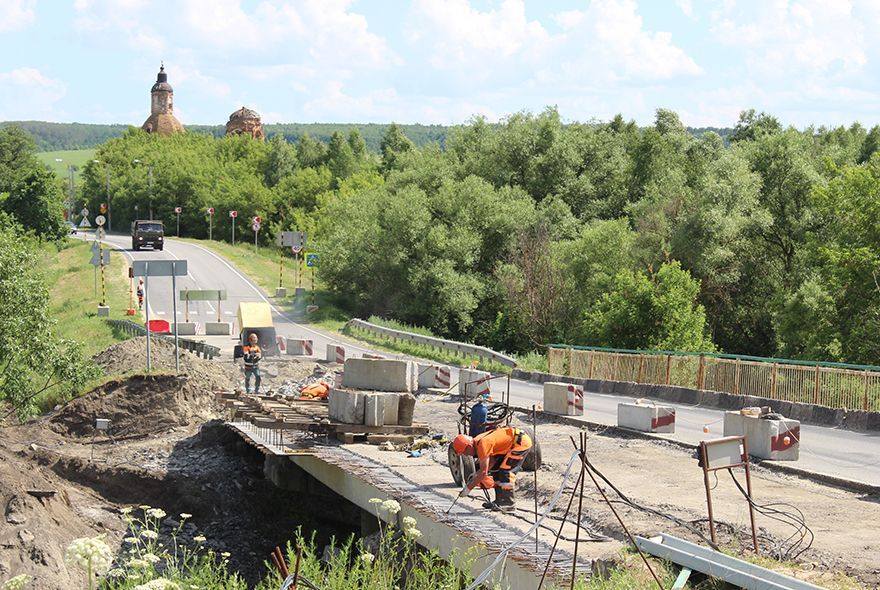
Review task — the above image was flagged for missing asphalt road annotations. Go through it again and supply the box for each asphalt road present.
[91,233,880,487]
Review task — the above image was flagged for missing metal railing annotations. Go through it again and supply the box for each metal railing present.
[547,345,880,412]
[345,318,517,367]
[106,319,222,360]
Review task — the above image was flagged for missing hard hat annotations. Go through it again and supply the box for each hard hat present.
[452,434,473,455]
[248,333,258,342]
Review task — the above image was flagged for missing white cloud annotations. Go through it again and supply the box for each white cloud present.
[676,0,695,19]
[0,68,66,120]
[73,0,166,53]
[0,0,36,31]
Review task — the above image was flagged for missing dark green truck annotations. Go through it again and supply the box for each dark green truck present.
[131,220,164,251]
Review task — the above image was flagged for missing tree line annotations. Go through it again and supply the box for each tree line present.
[7,107,880,367]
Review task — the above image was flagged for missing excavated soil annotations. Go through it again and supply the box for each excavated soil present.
[0,337,323,589]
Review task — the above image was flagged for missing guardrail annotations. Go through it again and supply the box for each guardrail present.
[345,318,517,368]
[106,319,222,360]
[547,344,880,412]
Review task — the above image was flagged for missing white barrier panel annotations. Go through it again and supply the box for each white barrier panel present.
[617,403,676,433]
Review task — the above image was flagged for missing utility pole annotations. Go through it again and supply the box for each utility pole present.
[106,167,112,231]
[148,166,154,219]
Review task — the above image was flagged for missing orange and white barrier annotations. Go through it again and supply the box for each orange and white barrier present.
[544,382,585,416]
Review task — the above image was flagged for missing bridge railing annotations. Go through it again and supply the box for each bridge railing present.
[106,319,222,360]
[345,318,517,368]
[547,345,880,412]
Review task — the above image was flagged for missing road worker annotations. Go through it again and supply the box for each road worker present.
[452,426,532,511]
[136,279,144,310]
[243,333,262,394]
[468,394,489,436]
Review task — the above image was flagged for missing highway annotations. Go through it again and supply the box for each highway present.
[94,233,880,488]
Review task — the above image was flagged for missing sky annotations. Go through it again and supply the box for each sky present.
[1,0,879,129]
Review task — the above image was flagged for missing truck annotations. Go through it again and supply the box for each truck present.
[131,220,164,251]
[233,302,279,357]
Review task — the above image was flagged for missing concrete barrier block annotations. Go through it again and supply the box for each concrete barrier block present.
[364,394,384,427]
[329,388,365,424]
[286,338,313,356]
[459,369,491,397]
[342,358,415,392]
[274,287,287,298]
[379,392,399,425]
[724,412,799,460]
[326,343,346,364]
[434,365,451,389]
[174,322,197,336]
[97,305,110,317]
[417,364,436,389]
[205,322,231,335]
[617,403,676,433]
[543,382,584,416]
[723,411,746,437]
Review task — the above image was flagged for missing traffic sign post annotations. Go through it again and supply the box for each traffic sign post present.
[229,210,237,246]
[207,207,215,241]
[133,260,188,373]
[277,232,307,290]
[175,206,182,237]
[305,252,319,307]
[252,218,261,252]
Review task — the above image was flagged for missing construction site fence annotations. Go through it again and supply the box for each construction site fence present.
[345,318,517,368]
[106,319,222,360]
[546,345,880,412]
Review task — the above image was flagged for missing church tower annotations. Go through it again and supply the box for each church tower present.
[142,63,184,135]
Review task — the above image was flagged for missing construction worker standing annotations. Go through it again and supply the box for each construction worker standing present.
[452,427,532,511]
[243,333,262,394]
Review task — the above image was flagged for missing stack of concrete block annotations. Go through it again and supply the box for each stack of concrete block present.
[723,411,800,460]
[329,389,401,426]
[459,368,491,397]
[286,338,313,356]
[617,402,676,433]
[543,382,585,416]
[326,343,346,364]
[342,358,415,392]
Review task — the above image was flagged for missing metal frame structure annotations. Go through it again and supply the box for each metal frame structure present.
[699,435,758,551]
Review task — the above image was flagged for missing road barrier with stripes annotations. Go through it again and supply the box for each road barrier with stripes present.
[345,318,517,368]
[547,345,880,412]
[107,319,221,359]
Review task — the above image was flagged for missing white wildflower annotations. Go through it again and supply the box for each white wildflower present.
[404,527,422,540]
[120,507,134,515]
[146,508,167,520]
[193,535,206,543]
[105,568,125,578]
[220,552,231,558]
[138,505,152,511]
[402,516,417,530]
[133,579,179,590]
[143,553,161,564]
[3,574,31,590]
[179,513,192,520]
[380,499,401,515]
[368,498,382,505]
[124,537,139,544]
[140,530,158,540]
[64,536,114,573]
[127,558,150,569]
[359,552,375,563]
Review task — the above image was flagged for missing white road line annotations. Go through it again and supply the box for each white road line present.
[167,239,371,352]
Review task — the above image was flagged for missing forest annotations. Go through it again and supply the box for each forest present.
[8,107,880,366]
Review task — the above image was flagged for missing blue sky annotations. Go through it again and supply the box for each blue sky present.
[1,0,878,128]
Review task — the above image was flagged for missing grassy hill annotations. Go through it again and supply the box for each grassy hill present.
[37,148,96,175]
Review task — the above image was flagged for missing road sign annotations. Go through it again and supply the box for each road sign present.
[207,207,215,215]
[132,259,188,277]
[90,249,111,266]
[254,216,262,224]
[79,217,91,228]
[291,245,303,254]
[305,252,319,267]
[100,203,107,214]
[179,289,227,301]
[90,241,100,253]
[96,227,106,241]
[175,206,182,214]
[95,215,106,226]
[80,207,89,218]
[229,210,237,218]
[277,231,306,248]
[252,221,261,232]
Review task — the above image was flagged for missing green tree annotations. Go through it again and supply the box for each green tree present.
[379,122,415,174]
[730,109,782,143]
[0,221,98,420]
[326,131,357,185]
[296,133,327,168]
[262,135,298,188]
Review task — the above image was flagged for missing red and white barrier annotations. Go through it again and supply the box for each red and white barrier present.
[617,402,675,433]
[286,338,313,356]
[326,343,345,364]
[435,365,451,388]
[276,335,286,353]
[543,382,585,416]
[566,384,584,415]
[459,369,491,397]
[723,412,799,461]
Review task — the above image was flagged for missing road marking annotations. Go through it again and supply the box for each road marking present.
[224,311,233,315]
[167,239,372,352]
[156,311,166,315]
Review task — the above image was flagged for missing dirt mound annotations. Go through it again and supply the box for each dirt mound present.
[92,337,237,384]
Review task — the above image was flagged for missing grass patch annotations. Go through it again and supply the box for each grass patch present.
[37,148,96,177]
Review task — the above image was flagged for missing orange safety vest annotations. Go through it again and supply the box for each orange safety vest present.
[473,427,532,488]
[300,382,329,399]
[243,345,261,369]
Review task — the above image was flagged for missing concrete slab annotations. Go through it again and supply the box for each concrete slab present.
[723,412,800,460]
[329,388,365,424]
[205,322,231,336]
[342,358,415,392]
[97,305,110,317]
[417,364,436,389]
[174,322,197,336]
[364,394,384,427]
[286,338,313,356]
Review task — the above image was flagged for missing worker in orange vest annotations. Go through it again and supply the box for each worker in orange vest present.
[451,427,532,511]
[243,333,262,394]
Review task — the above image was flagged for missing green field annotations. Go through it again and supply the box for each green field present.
[37,148,96,177]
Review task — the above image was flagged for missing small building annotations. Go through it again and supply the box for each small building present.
[225,106,264,140]
[142,63,184,136]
